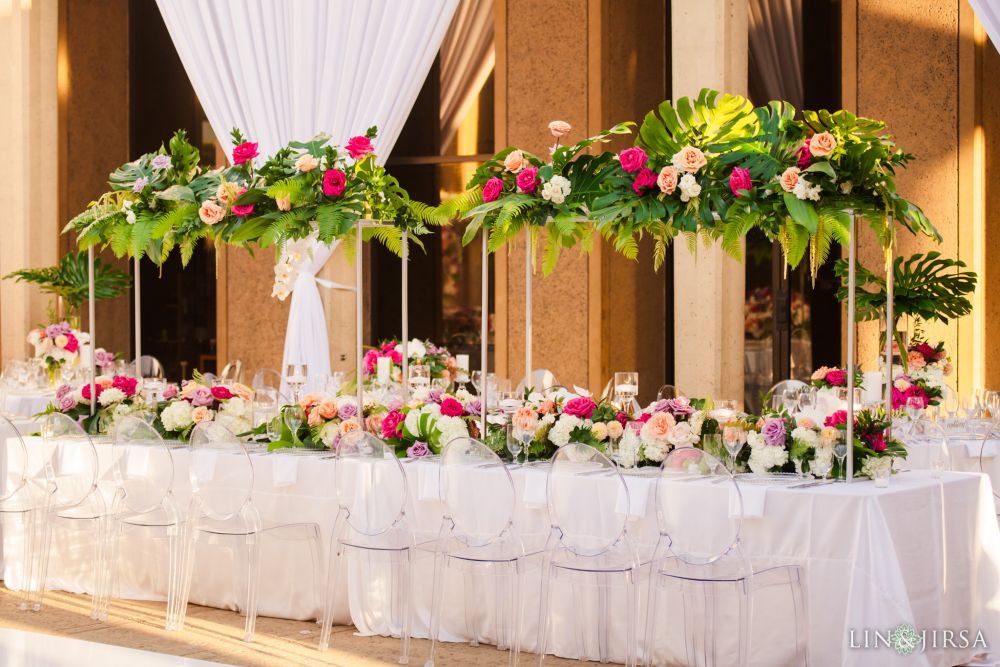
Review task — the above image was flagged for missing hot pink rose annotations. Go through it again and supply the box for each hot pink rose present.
[62,333,79,353]
[824,410,848,428]
[111,375,137,396]
[231,203,254,217]
[796,139,812,168]
[440,397,464,417]
[345,136,374,160]
[381,410,405,440]
[563,396,597,419]
[516,166,539,194]
[632,167,657,195]
[323,169,346,197]
[729,167,752,197]
[904,385,928,408]
[482,176,503,203]
[211,385,233,400]
[825,369,847,387]
[232,142,258,165]
[81,383,103,401]
[618,147,648,174]
[914,342,938,360]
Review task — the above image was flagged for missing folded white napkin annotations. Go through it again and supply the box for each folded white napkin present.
[967,440,998,458]
[522,469,548,507]
[730,484,767,518]
[271,456,299,487]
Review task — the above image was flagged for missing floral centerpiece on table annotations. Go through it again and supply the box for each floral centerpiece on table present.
[810,366,864,391]
[497,392,625,461]
[283,392,373,450]
[379,387,481,458]
[630,397,714,465]
[745,412,835,474]
[44,374,143,435]
[156,377,254,442]
[824,407,905,479]
[362,338,457,383]
[26,322,90,377]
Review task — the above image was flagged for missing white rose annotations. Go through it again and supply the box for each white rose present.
[404,410,422,437]
[667,422,699,447]
[98,388,126,406]
[678,173,702,202]
[320,422,340,447]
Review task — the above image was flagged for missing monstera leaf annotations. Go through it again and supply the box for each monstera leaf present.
[636,88,756,158]
[3,251,131,311]
[835,251,977,325]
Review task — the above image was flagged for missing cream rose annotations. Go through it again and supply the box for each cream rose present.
[657,166,679,194]
[295,154,320,172]
[780,167,800,193]
[192,406,214,424]
[809,132,836,158]
[548,120,572,138]
[671,145,708,174]
[199,200,226,225]
[54,334,69,349]
[503,149,526,173]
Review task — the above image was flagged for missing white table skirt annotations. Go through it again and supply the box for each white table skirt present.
[2,437,999,667]
[1,391,54,419]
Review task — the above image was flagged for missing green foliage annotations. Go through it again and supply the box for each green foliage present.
[3,251,130,316]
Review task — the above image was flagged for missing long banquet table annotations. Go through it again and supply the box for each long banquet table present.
[2,436,999,667]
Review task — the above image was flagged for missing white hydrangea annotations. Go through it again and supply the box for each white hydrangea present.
[435,415,469,447]
[792,176,822,201]
[618,429,641,467]
[861,455,891,479]
[746,430,766,449]
[643,439,670,463]
[396,338,427,360]
[813,445,834,470]
[540,175,571,205]
[98,388,126,406]
[678,173,702,202]
[791,426,818,448]
[220,397,248,418]
[541,413,556,426]
[217,414,252,435]
[160,400,194,432]
[748,443,789,474]
[548,414,582,447]
[112,403,135,419]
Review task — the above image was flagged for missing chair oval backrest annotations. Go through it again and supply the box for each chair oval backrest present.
[129,355,165,380]
[334,430,408,536]
[440,437,516,547]
[42,412,99,508]
[547,443,628,557]
[769,379,808,400]
[656,384,682,400]
[904,417,951,472]
[0,415,29,503]
[516,368,557,395]
[189,422,253,520]
[220,359,243,383]
[656,447,742,566]
[252,368,289,403]
[113,416,174,514]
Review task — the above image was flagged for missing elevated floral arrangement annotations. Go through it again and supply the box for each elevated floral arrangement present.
[45,374,142,435]
[809,365,864,391]
[155,377,254,441]
[362,338,457,383]
[886,340,950,409]
[63,129,440,268]
[27,322,89,375]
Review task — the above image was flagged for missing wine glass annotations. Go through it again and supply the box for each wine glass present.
[905,395,924,424]
[781,389,800,415]
[283,405,305,445]
[944,392,959,424]
[266,414,282,446]
[833,430,849,480]
[325,371,345,396]
[253,387,278,429]
[702,433,724,462]
[408,364,431,392]
[471,370,484,395]
[721,424,746,473]
[285,364,308,404]
[797,389,817,416]
[506,426,523,465]
[961,395,979,420]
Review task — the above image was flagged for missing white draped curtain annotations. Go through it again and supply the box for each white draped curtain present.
[155,0,458,384]
[748,0,803,109]
[438,0,494,151]
[969,0,1000,51]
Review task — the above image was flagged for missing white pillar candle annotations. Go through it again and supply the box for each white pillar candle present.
[377,356,391,384]
[456,354,470,371]
[615,383,638,395]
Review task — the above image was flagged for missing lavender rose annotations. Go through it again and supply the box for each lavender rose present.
[189,386,214,407]
[407,441,430,458]
[761,418,787,447]
[59,395,77,411]
[338,402,358,420]
[56,383,73,400]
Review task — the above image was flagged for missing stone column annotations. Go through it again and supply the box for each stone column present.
[0,0,60,364]
[670,0,748,401]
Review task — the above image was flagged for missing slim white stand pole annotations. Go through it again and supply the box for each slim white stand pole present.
[88,248,97,417]
[481,231,489,437]
[401,232,409,401]
[134,257,142,375]
[846,213,856,483]
[355,223,365,429]
[524,229,532,386]
[884,223,895,433]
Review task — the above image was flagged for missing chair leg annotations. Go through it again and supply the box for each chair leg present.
[625,568,638,667]
[17,510,35,611]
[96,516,121,622]
[509,559,523,667]
[495,562,508,651]
[642,570,660,667]
[29,511,54,612]
[165,522,182,631]
[423,550,447,667]
[464,567,480,646]
[243,533,262,642]
[307,525,323,622]
[398,548,412,665]
[598,571,610,662]
[319,543,342,651]
[173,526,198,631]
[788,567,808,666]
[535,558,553,666]
[737,580,751,667]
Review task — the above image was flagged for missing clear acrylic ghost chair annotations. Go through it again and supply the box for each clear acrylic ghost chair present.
[0,415,45,610]
[252,368,290,403]
[320,430,415,663]
[516,369,557,396]
[173,421,322,641]
[977,423,1000,514]
[31,412,108,617]
[425,437,539,667]
[537,443,645,667]
[220,359,244,384]
[903,416,951,475]
[768,379,808,410]
[644,448,808,667]
[656,385,683,401]
[129,355,165,380]
[97,416,183,624]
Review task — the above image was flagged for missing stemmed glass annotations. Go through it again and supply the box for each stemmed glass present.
[797,389,817,416]
[721,423,746,473]
[408,364,431,393]
[782,389,800,415]
[905,395,924,431]
[833,430,849,480]
[285,364,308,404]
[471,370,484,396]
[325,372,345,396]
[961,395,979,420]
[283,405,305,446]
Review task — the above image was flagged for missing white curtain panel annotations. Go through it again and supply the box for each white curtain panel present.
[969,0,1000,52]
[438,0,494,151]
[748,0,803,109]
[155,0,458,383]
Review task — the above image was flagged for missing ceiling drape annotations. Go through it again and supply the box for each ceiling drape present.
[969,0,1000,52]
[155,0,458,384]
[748,0,803,109]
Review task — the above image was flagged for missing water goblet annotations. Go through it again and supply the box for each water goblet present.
[833,431,849,479]
[285,364,308,404]
[905,396,924,425]
[408,364,431,393]
[721,424,746,473]
[325,371,345,396]
[797,389,817,416]
[702,433,724,462]
[283,405,305,445]
[781,389,800,415]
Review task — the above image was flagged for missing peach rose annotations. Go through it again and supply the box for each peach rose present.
[316,398,338,420]
[512,406,539,433]
[657,166,679,194]
[339,419,360,435]
[780,167,800,193]
[538,400,556,415]
[216,182,240,205]
[671,145,708,174]
[907,350,927,370]
[796,416,817,429]
[503,149,526,173]
[199,200,226,225]
[808,132,836,158]
[231,383,254,401]
[192,406,214,424]
[644,411,676,440]
[365,414,383,433]
[98,376,114,390]
[307,410,323,427]
[810,366,832,381]
[54,334,69,349]
[548,120,572,138]
[181,381,198,399]
[943,361,953,376]
[276,195,292,211]
[295,154,320,172]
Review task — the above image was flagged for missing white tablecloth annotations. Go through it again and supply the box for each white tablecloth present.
[2,438,999,667]
[1,390,54,418]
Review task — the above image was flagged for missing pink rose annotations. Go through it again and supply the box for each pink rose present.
[199,200,226,225]
[162,384,178,399]
[617,147,648,174]
[482,176,503,203]
[779,167,800,192]
[62,333,79,353]
[548,120,572,138]
[382,410,405,440]
[809,132,836,158]
[538,400,556,415]
[825,369,847,387]
[671,146,708,174]
[440,397,465,417]
[111,375,137,396]
[796,139,812,168]
[729,167,752,197]
[907,350,926,369]
[59,395,77,411]
[810,366,832,381]
[516,166,539,194]
[657,166,679,194]
[345,136,374,160]
[211,386,233,400]
[632,167,657,195]
[232,141,259,165]
[503,150,526,173]
[512,406,539,433]
[563,396,597,419]
[323,169,346,197]
[231,203,254,217]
